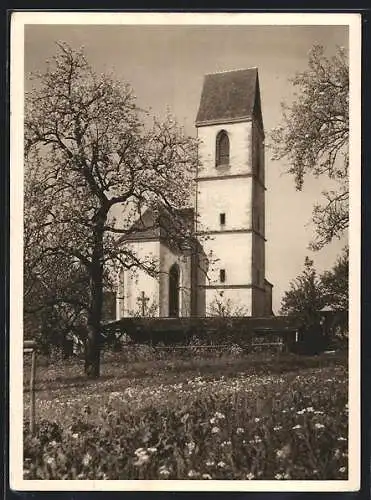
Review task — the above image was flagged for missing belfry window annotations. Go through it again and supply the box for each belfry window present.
[216,130,230,167]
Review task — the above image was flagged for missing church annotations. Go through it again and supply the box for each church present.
[115,67,273,319]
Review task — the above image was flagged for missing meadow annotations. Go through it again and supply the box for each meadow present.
[23,347,348,480]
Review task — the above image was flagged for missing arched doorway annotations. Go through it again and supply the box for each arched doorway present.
[168,264,180,317]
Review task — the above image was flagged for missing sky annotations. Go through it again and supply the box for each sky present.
[23,18,350,313]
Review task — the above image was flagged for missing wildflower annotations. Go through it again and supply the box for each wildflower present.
[109,391,121,399]
[215,412,225,419]
[339,466,347,473]
[334,449,341,459]
[82,453,92,467]
[275,473,283,479]
[338,436,347,441]
[211,426,220,434]
[186,441,196,453]
[72,433,79,439]
[217,461,226,468]
[49,440,57,447]
[297,409,305,415]
[188,469,199,478]
[159,466,170,477]
[236,427,244,434]
[306,407,314,412]
[205,460,215,467]
[273,426,282,431]
[45,456,55,466]
[210,417,216,424]
[314,423,325,429]
[246,472,255,480]
[134,448,146,456]
[254,417,260,423]
[202,473,212,479]
[134,453,150,466]
[292,424,302,430]
[147,446,158,453]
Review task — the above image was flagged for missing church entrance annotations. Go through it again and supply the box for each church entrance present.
[168,264,180,317]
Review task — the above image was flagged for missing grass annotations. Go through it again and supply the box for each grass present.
[23,349,348,480]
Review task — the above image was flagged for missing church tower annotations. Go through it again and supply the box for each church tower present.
[195,67,269,316]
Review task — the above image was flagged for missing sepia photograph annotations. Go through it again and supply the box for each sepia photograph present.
[10,12,361,491]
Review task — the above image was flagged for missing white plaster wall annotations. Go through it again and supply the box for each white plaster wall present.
[197,121,252,178]
[159,243,192,317]
[197,177,252,233]
[116,240,160,318]
[206,288,252,316]
[202,232,253,285]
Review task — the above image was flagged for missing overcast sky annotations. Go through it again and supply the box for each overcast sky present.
[24,20,350,313]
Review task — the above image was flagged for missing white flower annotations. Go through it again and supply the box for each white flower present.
[134,454,150,466]
[186,441,196,453]
[45,456,55,466]
[217,461,226,468]
[134,448,146,456]
[147,447,158,453]
[210,417,216,424]
[211,426,220,434]
[221,440,231,447]
[306,407,314,412]
[236,427,244,434]
[338,436,347,441]
[292,424,302,430]
[202,473,212,479]
[49,440,57,447]
[72,433,79,439]
[246,472,255,480]
[339,466,347,473]
[188,469,199,478]
[215,412,225,419]
[297,409,306,415]
[206,460,215,467]
[254,417,260,423]
[275,473,283,479]
[82,453,92,467]
[273,426,282,431]
[159,467,170,477]
[314,423,325,429]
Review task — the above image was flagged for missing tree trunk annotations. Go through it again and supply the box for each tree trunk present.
[85,221,105,378]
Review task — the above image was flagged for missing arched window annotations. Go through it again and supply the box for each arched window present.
[216,130,230,167]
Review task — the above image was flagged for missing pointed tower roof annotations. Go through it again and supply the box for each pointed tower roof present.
[195,67,263,131]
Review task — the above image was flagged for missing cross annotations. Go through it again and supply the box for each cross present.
[137,291,150,316]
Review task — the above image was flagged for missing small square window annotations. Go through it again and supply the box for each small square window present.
[220,269,226,283]
[220,213,226,225]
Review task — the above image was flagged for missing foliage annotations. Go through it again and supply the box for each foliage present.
[270,45,349,250]
[321,246,349,311]
[280,257,326,327]
[23,356,348,480]
[208,291,249,317]
[25,42,198,377]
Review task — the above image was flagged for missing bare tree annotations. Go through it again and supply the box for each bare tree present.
[270,45,349,250]
[25,42,198,377]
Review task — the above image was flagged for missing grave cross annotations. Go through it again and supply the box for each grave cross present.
[137,291,150,316]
